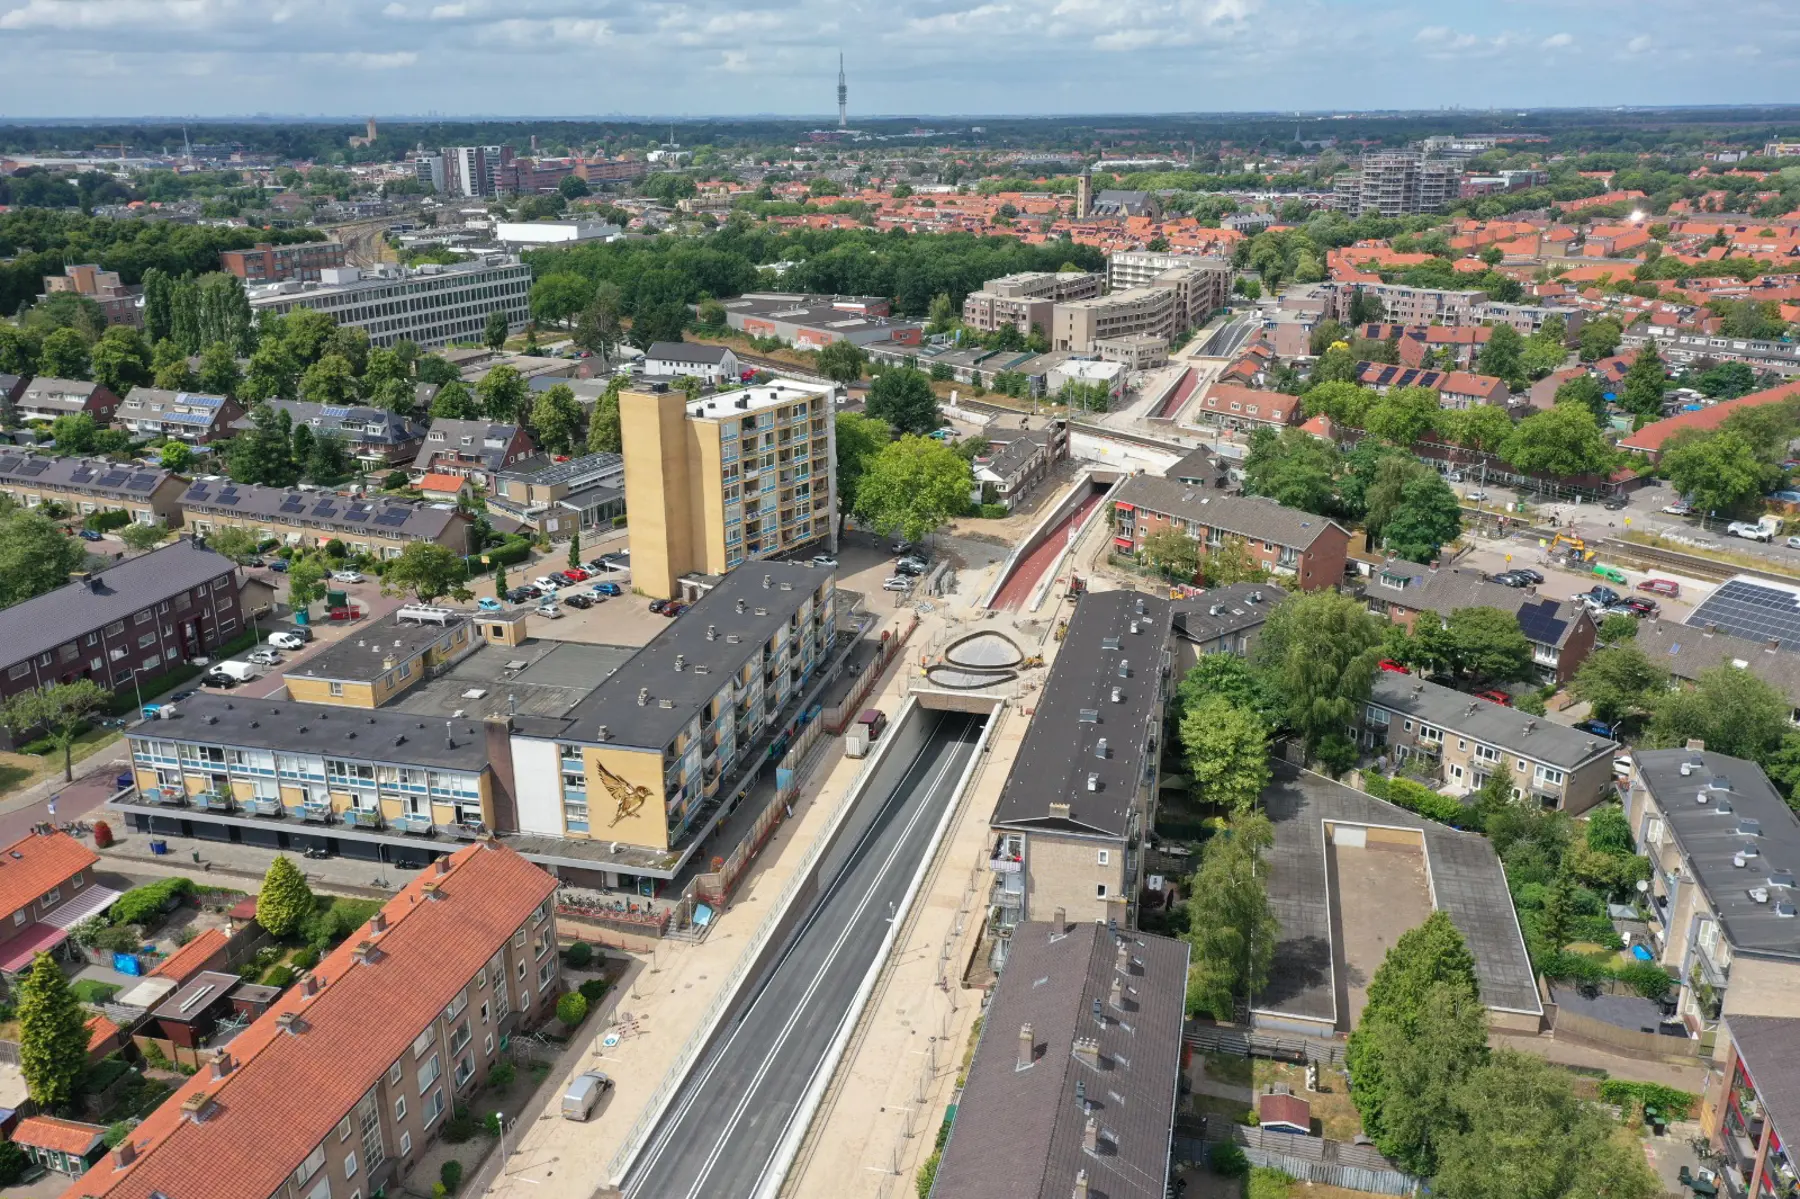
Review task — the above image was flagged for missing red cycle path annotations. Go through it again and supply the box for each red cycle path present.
[991,490,1106,611]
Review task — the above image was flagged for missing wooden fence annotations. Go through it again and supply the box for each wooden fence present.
[1201,1123,1417,1195]
[1184,1024,1347,1066]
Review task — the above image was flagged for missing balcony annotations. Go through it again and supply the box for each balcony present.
[394,814,435,836]
[193,792,233,813]
[300,801,335,824]
[345,809,384,830]
[245,797,285,818]
[141,788,186,807]
[989,853,1022,875]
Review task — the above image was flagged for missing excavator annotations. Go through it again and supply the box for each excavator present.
[1549,532,1595,566]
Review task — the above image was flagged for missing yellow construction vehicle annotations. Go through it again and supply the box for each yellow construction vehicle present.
[1549,533,1594,565]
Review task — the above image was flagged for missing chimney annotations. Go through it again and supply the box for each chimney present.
[112,1141,137,1169]
[435,856,450,875]
[1073,1036,1100,1066]
[275,1012,303,1035]
[1116,942,1129,974]
[1049,800,1071,819]
[596,725,610,742]
[1017,1022,1034,1070]
[638,688,650,706]
[211,1051,235,1080]
[352,939,378,964]
[1109,973,1123,1009]
[1073,1169,1089,1199]
[181,1090,213,1123]
[1082,1117,1099,1153]
[1052,906,1066,931]
[371,911,387,934]
[1687,738,1706,752]
[302,975,321,999]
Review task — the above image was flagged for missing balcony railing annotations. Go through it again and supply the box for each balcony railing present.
[394,814,435,836]
[245,797,284,818]
[345,809,384,830]
[141,788,185,807]
[989,855,1022,875]
[193,792,233,812]
[300,802,335,824]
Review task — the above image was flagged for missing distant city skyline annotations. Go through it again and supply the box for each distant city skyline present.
[0,0,1797,120]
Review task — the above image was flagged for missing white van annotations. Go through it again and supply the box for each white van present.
[205,660,261,686]
[561,1070,612,1121]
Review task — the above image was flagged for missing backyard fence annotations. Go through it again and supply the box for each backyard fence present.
[1550,1004,1703,1064]
[1185,1024,1347,1066]
[1201,1122,1417,1195]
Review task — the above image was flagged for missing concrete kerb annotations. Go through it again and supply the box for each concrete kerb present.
[604,695,927,1188]
[753,699,1003,1199]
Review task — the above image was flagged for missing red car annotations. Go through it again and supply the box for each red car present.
[562,567,590,582]
[1637,578,1680,598]
[1474,689,1513,707]
[662,601,687,618]
[1378,660,1410,674]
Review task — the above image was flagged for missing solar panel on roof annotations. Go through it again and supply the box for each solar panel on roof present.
[1516,599,1569,646]
[126,474,158,491]
[280,498,305,513]
[320,406,350,419]
[187,483,210,500]
[69,466,94,483]
[375,510,408,527]
[96,471,129,488]
[1688,578,1800,647]
[216,492,241,506]
[21,459,48,475]
[314,501,337,517]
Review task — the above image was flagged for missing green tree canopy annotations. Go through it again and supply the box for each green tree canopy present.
[1380,470,1463,563]
[834,411,891,529]
[17,952,86,1107]
[1183,812,1278,1020]
[476,365,528,422]
[0,679,110,781]
[1649,664,1790,761]
[1364,386,1441,448]
[484,308,511,351]
[197,340,242,397]
[585,377,624,454]
[529,272,594,327]
[1571,643,1669,726]
[1353,979,1489,1176]
[1254,591,1384,756]
[1241,427,1338,514]
[429,380,479,420]
[37,326,91,380]
[1501,401,1613,479]
[1139,527,1200,581]
[529,383,583,455]
[865,367,940,435]
[256,855,315,939]
[1661,429,1776,517]
[1180,696,1270,814]
[381,541,470,604]
[852,434,972,543]
[1440,606,1535,684]
[815,339,870,386]
[1475,322,1522,383]
[0,508,87,607]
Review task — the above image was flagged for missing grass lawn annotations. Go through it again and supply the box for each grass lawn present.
[1199,1051,1253,1089]
[1186,1092,1256,1127]
[1253,1060,1365,1142]
[70,980,119,1005]
[0,727,121,800]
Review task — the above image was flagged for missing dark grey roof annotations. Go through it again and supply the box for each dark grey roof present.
[1633,748,1800,960]
[1170,582,1287,646]
[1722,1015,1800,1151]
[0,538,235,671]
[414,419,526,472]
[1368,673,1615,770]
[975,430,1053,482]
[1637,619,1800,705]
[138,692,492,773]
[179,480,462,543]
[287,608,471,685]
[645,342,731,365]
[1372,561,1590,649]
[1261,763,1541,1022]
[993,591,1171,840]
[233,400,425,448]
[1164,447,1228,487]
[18,378,103,412]
[532,562,833,750]
[930,921,1188,1199]
[1112,473,1346,551]
[1687,576,1800,648]
[496,451,623,490]
[0,452,174,500]
[0,374,24,402]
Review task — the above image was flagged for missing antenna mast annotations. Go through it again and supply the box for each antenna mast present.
[837,53,847,130]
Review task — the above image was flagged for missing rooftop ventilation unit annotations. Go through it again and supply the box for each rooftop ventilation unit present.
[1086,774,1098,792]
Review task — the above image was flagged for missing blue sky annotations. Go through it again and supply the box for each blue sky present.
[0,0,1796,119]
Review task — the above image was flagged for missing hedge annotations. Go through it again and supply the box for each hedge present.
[466,534,534,576]
[111,877,194,927]
[1363,774,1472,828]
[1597,1080,1697,1119]
[82,509,132,532]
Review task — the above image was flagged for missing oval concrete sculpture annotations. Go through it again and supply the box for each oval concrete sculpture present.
[925,665,1019,690]
[942,630,1024,671]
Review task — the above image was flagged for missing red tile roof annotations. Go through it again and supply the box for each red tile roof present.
[62,842,558,1199]
[1258,1092,1312,1133]
[1198,382,1299,425]
[16,1116,106,1156]
[85,1014,120,1054]
[0,830,97,921]
[417,472,468,493]
[147,928,228,983]
[1619,379,1800,456]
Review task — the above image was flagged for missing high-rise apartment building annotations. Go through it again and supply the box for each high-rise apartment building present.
[1331,152,1461,217]
[620,379,837,599]
[441,145,511,198]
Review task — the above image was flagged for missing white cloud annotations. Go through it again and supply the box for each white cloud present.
[427,2,465,18]
[1625,33,1653,53]
[341,50,419,68]
[1541,32,1573,49]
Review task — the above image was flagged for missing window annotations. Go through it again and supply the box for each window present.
[422,1089,445,1127]
[1097,850,1110,866]
[1365,706,1389,725]
[1475,744,1500,763]
[411,1027,435,1058]
[12,911,26,928]
[329,682,344,697]
[1096,883,1108,898]
[338,1116,352,1142]
[538,959,555,989]
[344,1152,357,1178]
[400,1132,413,1156]
[39,887,59,907]
[517,960,526,981]
[417,1052,441,1093]
[388,1061,403,1086]
[1534,765,1566,787]
[480,1001,490,1025]
[294,1145,327,1187]
[484,1034,494,1055]
[394,1095,407,1122]
[520,988,531,1009]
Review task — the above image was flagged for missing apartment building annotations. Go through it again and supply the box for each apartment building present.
[218,241,348,284]
[961,271,1104,338]
[0,538,242,715]
[1702,1016,1800,1199]
[40,265,140,329]
[441,145,506,197]
[988,592,1171,962]
[620,379,837,600]
[1051,263,1228,354]
[1168,581,1287,667]
[0,828,113,977]
[11,378,122,427]
[116,389,242,445]
[1360,674,1617,813]
[507,562,836,861]
[1331,152,1461,217]
[1366,560,1597,684]
[724,293,926,349]
[488,451,624,541]
[236,401,427,470]
[62,840,559,1199]
[246,257,531,349]
[1666,332,1800,377]
[178,480,472,559]
[284,607,480,709]
[1111,473,1351,591]
[412,419,535,490]
[1622,747,1800,1047]
[0,452,186,527]
[1329,283,1572,336]
[1107,250,1231,295]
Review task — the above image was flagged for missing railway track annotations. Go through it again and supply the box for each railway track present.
[1593,537,1800,586]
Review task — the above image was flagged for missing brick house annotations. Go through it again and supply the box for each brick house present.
[0,828,117,977]
[10,379,122,427]
[1111,474,1350,591]
[1193,382,1302,432]
[1365,560,1597,684]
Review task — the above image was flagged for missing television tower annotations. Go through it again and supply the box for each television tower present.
[837,53,848,129]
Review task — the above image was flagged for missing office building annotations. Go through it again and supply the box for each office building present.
[1050,262,1229,354]
[620,378,837,600]
[39,265,140,329]
[0,452,186,527]
[0,539,242,716]
[177,480,472,559]
[988,592,1171,959]
[62,840,559,1199]
[723,293,925,349]
[488,451,625,541]
[218,241,348,284]
[116,390,242,445]
[246,257,531,349]
[441,145,506,198]
[491,219,623,249]
[1331,152,1461,217]
[1111,474,1351,591]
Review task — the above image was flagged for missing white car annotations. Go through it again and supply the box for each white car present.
[247,649,282,666]
[882,577,911,591]
[267,632,308,651]
[330,570,364,583]
[1728,520,1776,543]
[1788,536,1800,550]
[810,555,838,568]
[1663,502,1693,516]
[1465,490,1489,503]
[533,577,561,591]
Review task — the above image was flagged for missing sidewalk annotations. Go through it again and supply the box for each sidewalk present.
[1491,1031,1710,1090]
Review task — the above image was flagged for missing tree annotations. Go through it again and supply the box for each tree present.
[852,435,973,543]
[226,404,299,487]
[1312,346,1359,385]
[1176,653,1275,724]
[37,327,91,379]
[1353,980,1489,1177]
[239,340,296,404]
[1180,696,1270,814]
[1578,316,1624,362]
[1553,374,1607,422]
[299,353,358,407]
[1475,322,1522,382]
[0,508,86,607]
[430,380,479,420]
[484,309,511,351]
[573,291,624,359]
[476,365,528,423]
[360,346,407,397]
[816,339,870,386]
[1661,430,1773,517]
[49,412,98,455]
[90,327,151,395]
[205,524,264,564]
[1501,402,1613,480]
[1364,386,1441,448]
[256,855,314,939]
[557,990,589,1028]
[558,174,591,200]
[197,341,242,397]
[586,378,624,454]
[383,541,469,603]
[1434,1051,1662,1199]
[1441,606,1534,684]
[158,440,195,474]
[1650,664,1790,761]
[415,354,462,386]
[1254,591,1384,755]
[1140,527,1201,581]
[1182,812,1278,1020]
[142,266,175,345]
[1436,404,1514,455]
[1596,612,1640,644]
[118,521,172,552]
[529,272,593,328]
[530,383,583,455]
[17,953,86,1108]
[629,301,690,348]
[1698,360,1757,399]
[0,679,110,782]
[834,411,891,530]
[0,325,36,376]
[1619,341,1667,422]
[567,529,582,571]
[1518,334,1566,381]
[1380,471,1462,562]
[286,554,327,618]
[1241,427,1338,514]
[865,368,939,435]
[1302,380,1376,429]
[1202,538,1268,587]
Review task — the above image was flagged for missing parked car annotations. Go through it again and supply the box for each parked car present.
[77,528,103,541]
[562,567,590,582]
[247,649,282,667]
[1603,495,1628,511]
[1617,597,1659,617]
[591,582,623,597]
[1490,570,1528,588]
[1464,490,1489,502]
[648,598,669,614]
[1473,689,1513,707]
[331,570,365,583]
[1511,568,1545,585]
[810,555,838,568]
[533,577,561,591]
[1580,585,1622,610]
[561,1071,613,1122]
[1591,565,1629,585]
[548,572,577,586]
[1637,578,1680,597]
[535,603,562,619]
[1575,718,1620,739]
[895,560,926,576]
[891,539,913,555]
[856,709,889,740]
[1378,659,1410,674]
[477,597,503,612]
[1663,501,1694,516]
[267,631,307,651]
[882,577,911,591]
[268,559,289,573]
[1728,517,1779,543]
[663,601,687,618]
[1787,536,1800,550]
[565,594,594,610]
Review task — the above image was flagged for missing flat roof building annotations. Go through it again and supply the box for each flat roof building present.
[282,606,480,710]
[218,240,347,284]
[246,256,531,349]
[489,451,624,541]
[723,292,926,349]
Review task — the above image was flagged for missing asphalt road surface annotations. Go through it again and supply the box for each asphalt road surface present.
[622,709,984,1199]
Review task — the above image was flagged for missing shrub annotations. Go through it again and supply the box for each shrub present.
[260,965,296,989]
[441,1106,477,1143]
[564,940,594,969]
[1247,1167,1295,1199]
[557,991,589,1028]
[441,1160,464,1192]
[915,1150,940,1199]
[1209,1142,1249,1177]
[1365,775,1470,827]
[579,978,608,1005]
[978,503,1009,519]
[290,946,320,971]
[484,1110,502,1136]
[1539,950,1609,986]
[487,1061,516,1090]
[1612,960,1674,999]
[1597,1080,1697,1120]
[0,1141,26,1186]
[110,878,194,928]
